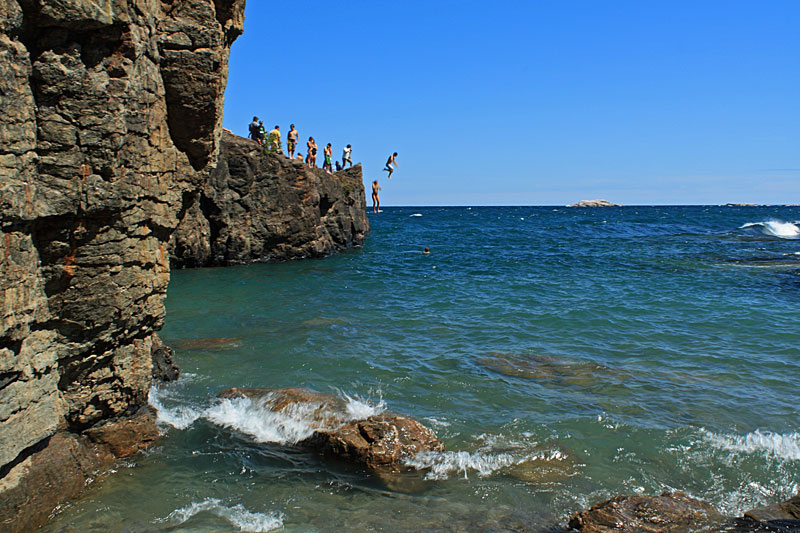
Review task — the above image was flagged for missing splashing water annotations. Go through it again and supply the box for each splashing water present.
[159,498,283,532]
[702,429,800,462]
[740,220,800,239]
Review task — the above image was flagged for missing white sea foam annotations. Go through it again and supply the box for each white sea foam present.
[410,213,422,217]
[740,220,800,239]
[702,429,800,461]
[148,386,202,430]
[160,498,283,532]
[405,449,566,480]
[149,386,385,444]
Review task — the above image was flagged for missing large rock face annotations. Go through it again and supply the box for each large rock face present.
[0,0,244,529]
[170,131,369,267]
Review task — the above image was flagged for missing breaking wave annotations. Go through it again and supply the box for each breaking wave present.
[740,220,800,239]
[702,429,800,461]
[149,386,385,445]
[158,498,283,532]
[405,448,567,480]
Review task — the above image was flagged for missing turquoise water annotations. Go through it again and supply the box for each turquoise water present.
[45,206,800,531]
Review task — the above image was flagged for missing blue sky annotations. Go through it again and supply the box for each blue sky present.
[223,1,799,206]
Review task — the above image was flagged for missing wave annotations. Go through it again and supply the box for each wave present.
[159,498,283,532]
[149,386,385,445]
[410,213,422,217]
[404,448,567,480]
[739,220,800,239]
[701,428,800,461]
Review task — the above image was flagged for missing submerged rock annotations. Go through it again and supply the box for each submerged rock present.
[567,491,723,532]
[172,336,242,351]
[217,387,444,472]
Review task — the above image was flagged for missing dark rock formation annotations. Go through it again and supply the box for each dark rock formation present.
[567,491,724,532]
[170,131,369,267]
[739,495,800,531]
[218,387,444,471]
[567,199,621,207]
[0,1,244,530]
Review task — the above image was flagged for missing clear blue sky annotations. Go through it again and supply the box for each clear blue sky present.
[223,1,799,206]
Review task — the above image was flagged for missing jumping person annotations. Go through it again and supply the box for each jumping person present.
[372,180,381,213]
[342,144,353,168]
[383,152,398,178]
[323,143,333,173]
[287,124,298,158]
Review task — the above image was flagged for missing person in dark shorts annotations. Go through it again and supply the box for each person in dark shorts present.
[342,144,353,168]
[383,152,398,178]
[248,116,260,143]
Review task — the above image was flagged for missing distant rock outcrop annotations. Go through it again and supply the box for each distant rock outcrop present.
[0,1,244,530]
[170,132,369,267]
[568,199,621,207]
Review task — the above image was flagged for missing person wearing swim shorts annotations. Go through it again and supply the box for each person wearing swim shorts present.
[287,124,298,158]
[383,152,398,178]
[342,144,353,168]
[323,143,333,173]
[372,180,381,213]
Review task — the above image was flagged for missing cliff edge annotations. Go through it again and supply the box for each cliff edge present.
[0,1,244,530]
[171,131,369,267]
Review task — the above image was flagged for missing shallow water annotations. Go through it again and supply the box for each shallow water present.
[44,206,800,532]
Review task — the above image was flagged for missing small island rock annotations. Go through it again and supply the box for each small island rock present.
[567,199,621,207]
[740,495,800,528]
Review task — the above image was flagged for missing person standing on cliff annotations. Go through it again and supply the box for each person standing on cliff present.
[267,125,281,152]
[323,143,333,174]
[383,152,398,178]
[258,121,266,144]
[307,137,317,167]
[372,180,381,213]
[342,144,353,168]
[248,116,260,143]
[287,124,299,158]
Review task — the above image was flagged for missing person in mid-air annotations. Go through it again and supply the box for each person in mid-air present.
[323,143,333,173]
[287,124,298,158]
[383,152,398,178]
[372,180,381,213]
[342,144,353,168]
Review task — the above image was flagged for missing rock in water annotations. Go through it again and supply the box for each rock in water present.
[740,495,800,530]
[567,491,724,532]
[567,199,621,207]
[217,387,444,471]
[303,415,445,472]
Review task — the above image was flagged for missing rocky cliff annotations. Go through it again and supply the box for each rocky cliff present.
[0,1,244,530]
[170,131,369,267]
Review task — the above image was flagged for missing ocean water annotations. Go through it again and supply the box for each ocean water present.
[44,206,800,532]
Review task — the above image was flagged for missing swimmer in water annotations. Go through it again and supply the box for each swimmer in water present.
[372,180,381,213]
[423,247,430,254]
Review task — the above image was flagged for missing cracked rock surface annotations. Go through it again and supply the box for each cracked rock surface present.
[0,1,244,530]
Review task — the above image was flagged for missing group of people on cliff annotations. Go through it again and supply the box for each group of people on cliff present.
[248,117,355,175]
[248,116,397,214]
